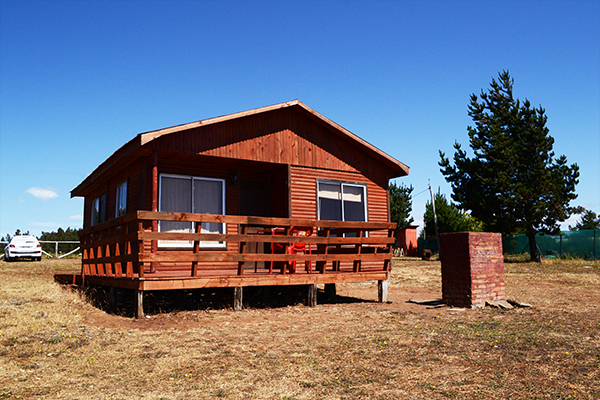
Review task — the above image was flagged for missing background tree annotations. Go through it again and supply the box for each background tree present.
[421,190,483,239]
[39,227,81,254]
[1,229,30,242]
[439,71,579,261]
[389,182,414,228]
[569,207,600,230]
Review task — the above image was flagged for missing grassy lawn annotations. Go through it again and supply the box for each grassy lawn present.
[0,257,598,399]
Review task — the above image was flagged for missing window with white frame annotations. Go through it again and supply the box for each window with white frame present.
[91,193,107,226]
[318,181,367,237]
[115,180,128,217]
[159,174,225,248]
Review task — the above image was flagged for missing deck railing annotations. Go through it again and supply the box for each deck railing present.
[79,211,396,281]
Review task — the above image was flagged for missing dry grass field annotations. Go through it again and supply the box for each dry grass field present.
[1,257,598,399]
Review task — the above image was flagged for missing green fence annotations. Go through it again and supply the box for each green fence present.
[416,230,599,260]
[417,238,438,256]
[503,229,599,260]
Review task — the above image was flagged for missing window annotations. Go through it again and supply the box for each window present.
[91,193,107,226]
[115,180,128,217]
[317,181,367,222]
[159,174,225,248]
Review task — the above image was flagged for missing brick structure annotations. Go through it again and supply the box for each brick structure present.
[440,232,505,308]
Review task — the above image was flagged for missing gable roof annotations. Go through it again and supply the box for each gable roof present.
[71,100,409,197]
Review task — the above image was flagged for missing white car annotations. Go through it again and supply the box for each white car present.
[4,235,42,262]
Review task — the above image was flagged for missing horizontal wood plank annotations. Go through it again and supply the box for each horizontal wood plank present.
[140,252,391,263]
[138,230,394,245]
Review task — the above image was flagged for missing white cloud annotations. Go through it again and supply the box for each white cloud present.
[69,215,83,221]
[26,187,58,202]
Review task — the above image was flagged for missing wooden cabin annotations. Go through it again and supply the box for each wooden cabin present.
[60,100,409,317]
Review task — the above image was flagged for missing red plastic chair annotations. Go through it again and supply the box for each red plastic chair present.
[288,226,313,273]
[268,226,313,274]
[269,228,287,273]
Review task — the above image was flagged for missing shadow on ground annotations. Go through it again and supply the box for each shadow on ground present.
[82,285,378,317]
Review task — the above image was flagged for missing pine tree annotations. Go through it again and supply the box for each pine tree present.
[421,190,483,239]
[389,182,414,228]
[439,71,579,261]
[569,207,600,230]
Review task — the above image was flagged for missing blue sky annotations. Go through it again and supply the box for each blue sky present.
[1,0,599,238]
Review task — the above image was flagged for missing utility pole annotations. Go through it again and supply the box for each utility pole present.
[429,181,441,256]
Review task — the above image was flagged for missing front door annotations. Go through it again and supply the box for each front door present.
[239,179,271,217]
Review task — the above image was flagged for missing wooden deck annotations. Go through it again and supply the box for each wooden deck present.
[56,211,395,317]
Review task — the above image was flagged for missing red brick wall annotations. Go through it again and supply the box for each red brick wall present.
[440,232,505,308]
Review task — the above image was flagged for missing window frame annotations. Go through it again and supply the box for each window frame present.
[91,193,107,226]
[115,180,128,218]
[158,173,226,249]
[317,180,368,223]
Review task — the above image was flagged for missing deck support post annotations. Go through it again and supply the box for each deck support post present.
[307,284,317,307]
[135,289,145,319]
[378,274,390,303]
[324,283,336,300]
[233,287,243,311]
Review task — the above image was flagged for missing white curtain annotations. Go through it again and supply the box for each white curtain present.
[194,178,223,234]
[160,176,192,234]
[159,175,225,247]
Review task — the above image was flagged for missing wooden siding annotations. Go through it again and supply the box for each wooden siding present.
[289,166,390,270]
[83,159,142,229]
[289,166,389,224]
[149,108,397,177]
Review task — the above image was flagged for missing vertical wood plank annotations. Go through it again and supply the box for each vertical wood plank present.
[191,223,201,276]
[138,221,145,278]
[353,229,363,272]
[104,236,112,276]
[238,225,247,275]
[114,227,122,277]
[135,289,145,319]
[233,287,243,311]
[126,222,133,277]
[378,276,389,303]
[317,228,330,274]
[307,284,317,307]
[384,228,393,271]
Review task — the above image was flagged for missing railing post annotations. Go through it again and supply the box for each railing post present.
[317,228,330,274]
[353,229,363,272]
[191,223,200,277]
[238,224,247,275]
[137,220,145,278]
